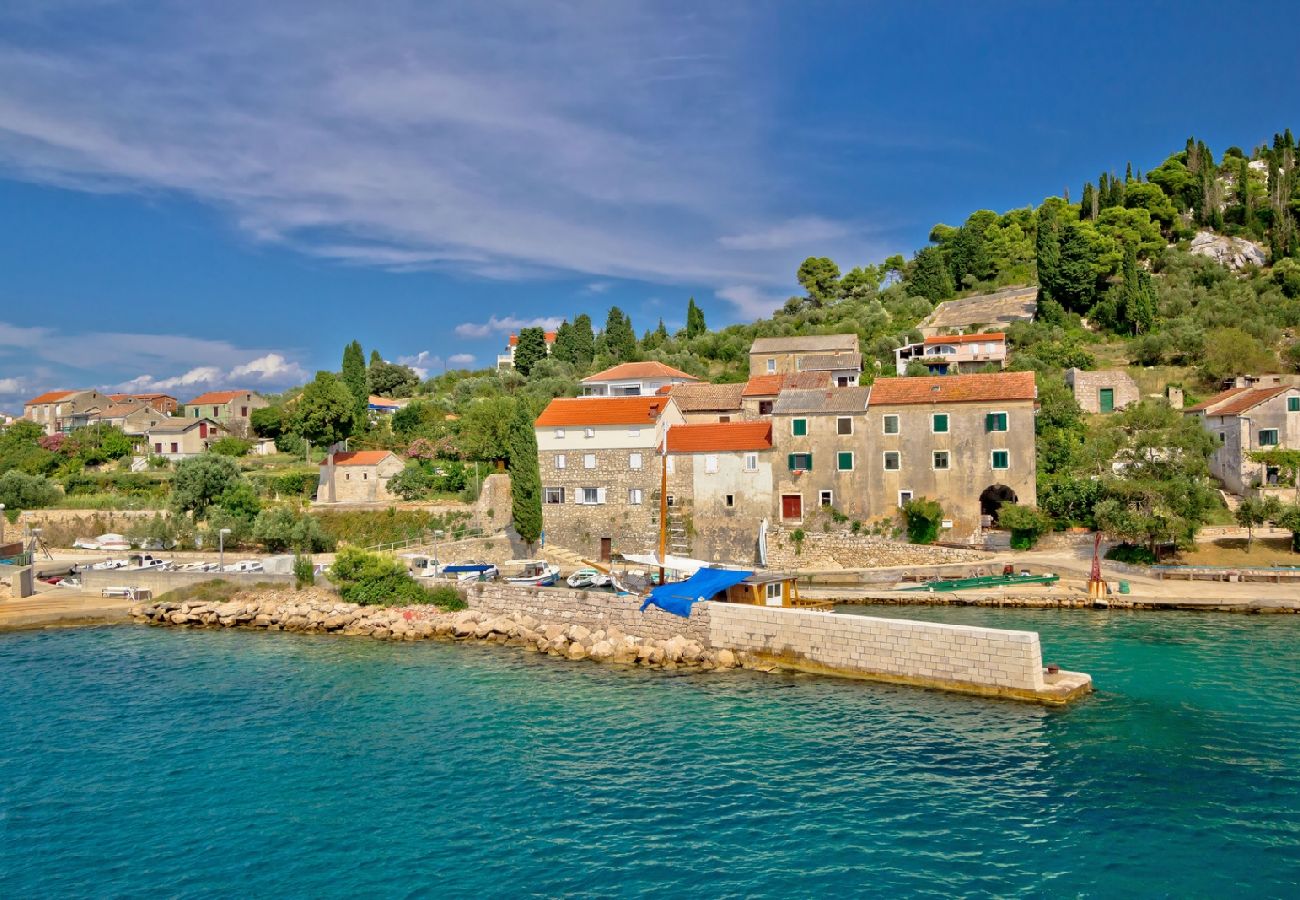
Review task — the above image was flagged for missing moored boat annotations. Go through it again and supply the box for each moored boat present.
[566,568,611,589]
[504,560,559,587]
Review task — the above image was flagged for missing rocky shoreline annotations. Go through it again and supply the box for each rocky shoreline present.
[130,589,741,671]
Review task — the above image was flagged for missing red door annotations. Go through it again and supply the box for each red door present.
[781,494,802,520]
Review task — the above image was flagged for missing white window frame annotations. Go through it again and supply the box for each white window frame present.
[819,489,834,507]
[704,454,719,474]
[764,581,782,606]
[583,453,597,469]
[554,428,565,439]
[584,427,595,439]
[898,490,913,507]
[628,488,643,505]
[836,450,854,472]
[724,494,735,508]
[837,416,853,436]
[991,449,1010,470]
[883,450,900,471]
[931,413,949,434]
[629,452,643,470]
[744,452,758,472]
[555,453,566,470]
[766,358,776,373]
[932,450,950,470]
[988,410,1009,433]
[544,487,565,504]
[883,414,900,435]
[578,487,603,505]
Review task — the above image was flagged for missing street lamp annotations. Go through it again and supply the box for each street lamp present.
[219,528,232,571]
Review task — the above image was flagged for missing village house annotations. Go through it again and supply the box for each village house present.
[1065,367,1141,414]
[739,371,832,417]
[894,332,1007,376]
[23,389,107,435]
[580,361,700,397]
[663,421,775,563]
[95,400,171,436]
[367,395,409,415]
[318,450,405,503]
[109,392,179,415]
[534,395,685,561]
[666,382,746,423]
[186,390,268,434]
[497,330,557,370]
[1186,384,1300,495]
[863,372,1038,538]
[143,418,228,461]
[748,334,861,385]
[769,387,873,524]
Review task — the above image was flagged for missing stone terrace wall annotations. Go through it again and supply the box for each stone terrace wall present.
[765,525,989,570]
[709,604,1045,694]
[465,582,710,646]
[81,568,295,595]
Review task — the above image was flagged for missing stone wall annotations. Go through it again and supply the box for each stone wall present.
[709,604,1048,695]
[1066,368,1140,414]
[14,509,168,548]
[81,568,296,595]
[465,582,710,646]
[764,524,989,570]
[538,446,662,559]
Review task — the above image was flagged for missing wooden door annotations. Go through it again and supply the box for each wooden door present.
[781,494,802,520]
[1099,388,1114,413]
[600,537,612,562]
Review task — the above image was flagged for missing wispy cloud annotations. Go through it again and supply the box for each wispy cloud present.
[0,2,876,298]
[448,353,476,367]
[454,315,564,339]
[584,281,613,294]
[716,285,787,319]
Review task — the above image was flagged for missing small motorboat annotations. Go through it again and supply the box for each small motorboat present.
[128,553,170,571]
[401,554,444,578]
[442,561,499,583]
[178,561,220,573]
[222,560,264,573]
[96,533,131,552]
[566,568,611,589]
[504,560,560,587]
[73,537,101,551]
[90,558,129,571]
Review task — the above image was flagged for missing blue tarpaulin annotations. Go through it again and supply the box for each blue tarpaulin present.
[640,567,753,618]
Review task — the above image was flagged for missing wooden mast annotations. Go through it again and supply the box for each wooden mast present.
[658,425,669,586]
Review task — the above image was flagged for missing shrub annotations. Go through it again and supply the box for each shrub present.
[209,437,254,457]
[388,464,435,501]
[0,470,63,511]
[995,504,1050,550]
[328,546,451,607]
[791,527,806,555]
[426,583,467,611]
[901,496,944,545]
[252,506,334,553]
[1105,543,1157,565]
[294,554,316,589]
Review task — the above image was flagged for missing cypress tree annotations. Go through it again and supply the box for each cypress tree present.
[603,307,637,361]
[1035,201,1063,302]
[1121,241,1155,334]
[341,341,368,422]
[1239,156,1254,231]
[1081,183,1096,219]
[572,314,596,367]
[908,246,954,302]
[1125,162,1134,184]
[514,327,547,377]
[551,320,576,364]
[685,297,706,337]
[369,349,382,367]
[507,402,542,549]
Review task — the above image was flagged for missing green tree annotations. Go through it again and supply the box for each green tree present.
[341,340,368,421]
[603,307,637,361]
[551,320,577,365]
[217,480,262,525]
[252,506,333,553]
[367,361,419,397]
[1119,240,1156,334]
[1234,495,1280,552]
[1249,449,1300,503]
[686,297,707,337]
[996,504,1050,549]
[901,496,944,545]
[209,436,253,457]
[796,257,841,306]
[250,406,285,439]
[507,401,542,548]
[908,246,954,302]
[0,470,62,511]
[171,454,242,520]
[293,371,357,449]
[455,396,517,462]
[572,314,596,367]
[369,349,383,367]
[1276,504,1300,553]
[63,423,134,465]
[1200,328,1277,384]
[514,326,548,377]
[388,464,435,501]
[1036,199,1065,302]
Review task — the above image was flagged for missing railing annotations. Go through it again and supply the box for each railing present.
[363,527,487,554]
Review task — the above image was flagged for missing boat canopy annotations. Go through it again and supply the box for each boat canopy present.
[443,564,493,573]
[619,553,746,576]
[641,567,753,618]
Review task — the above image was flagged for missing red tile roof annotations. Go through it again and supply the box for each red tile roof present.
[923,332,1006,345]
[109,392,175,401]
[535,396,668,427]
[26,390,76,405]
[189,390,251,405]
[582,361,700,383]
[321,450,398,467]
[665,421,772,453]
[868,371,1037,405]
[741,371,832,397]
[1194,386,1290,416]
[508,331,558,346]
[1185,387,1248,412]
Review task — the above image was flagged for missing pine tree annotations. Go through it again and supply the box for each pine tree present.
[603,307,637,361]
[572,314,596,367]
[685,297,706,337]
[1035,201,1063,302]
[369,349,382,367]
[341,341,368,422]
[551,320,576,364]
[514,327,547,377]
[507,402,542,549]
[908,246,954,302]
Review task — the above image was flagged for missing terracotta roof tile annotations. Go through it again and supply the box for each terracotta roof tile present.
[749,334,859,354]
[26,390,77,405]
[1196,386,1291,416]
[867,371,1036,405]
[741,371,832,397]
[581,361,700,383]
[508,331,558,346]
[189,390,253,406]
[772,386,871,415]
[109,392,175,402]
[668,382,745,411]
[1185,387,1249,412]
[322,450,398,467]
[665,421,772,453]
[535,396,669,427]
[923,332,1006,345]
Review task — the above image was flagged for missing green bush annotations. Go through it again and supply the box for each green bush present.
[294,554,316,589]
[210,437,254,457]
[901,496,944,545]
[995,504,1049,550]
[252,506,334,553]
[327,546,460,607]
[1105,543,1157,565]
[425,583,467,611]
[0,470,63,511]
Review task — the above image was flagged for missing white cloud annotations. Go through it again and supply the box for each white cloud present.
[119,367,223,391]
[454,315,564,339]
[0,3,872,297]
[229,353,307,382]
[716,285,785,318]
[448,353,476,367]
[0,377,23,393]
[584,281,613,294]
[719,216,850,251]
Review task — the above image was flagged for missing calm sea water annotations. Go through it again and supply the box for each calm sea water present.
[2,608,1298,898]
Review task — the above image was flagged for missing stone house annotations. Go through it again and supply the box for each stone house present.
[663,421,775,563]
[497,330,557,370]
[894,332,1007,375]
[318,450,405,503]
[108,392,179,415]
[186,390,268,434]
[748,334,860,384]
[864,372,1038,538]
[534,395,685,560]
[1186,384,1300,495]
[580,361,700,397]
[143,418,228,461]
[667,382,746,423]
[770,387,873,524]
[1065,368,1140,414]
[739,371,831,417]
[23,389,107,435]
[96,400,171,436]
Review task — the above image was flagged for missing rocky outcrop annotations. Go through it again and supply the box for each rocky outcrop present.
[1190,230,1267,270]
[129,589,738,672]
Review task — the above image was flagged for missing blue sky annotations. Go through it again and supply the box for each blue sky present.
[1,0,1297,409]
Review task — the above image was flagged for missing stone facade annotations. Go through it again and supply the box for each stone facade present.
[668,448,775,564]
[466,582,710,645]
[1065,368,1140,413]
[771,399,872,525]
[748,334,860,377]
[1191,386,1300,495]
[320,451,405,503]
[23,389,108,435]
[763,524,989,570]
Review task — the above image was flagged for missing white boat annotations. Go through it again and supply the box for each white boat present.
[90,558,129,571]
[566,568,612,589]
[96,533,131,552]
[222,560,264,573]
[129,553,170,571]
[401,554,444,578]
[441,561,499,583]
[504,560,560,587]
[178,561,220,573]
[73,537,101,551]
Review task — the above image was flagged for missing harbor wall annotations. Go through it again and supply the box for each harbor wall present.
[708,604,1053,697]
[464,582,710,645]
[80,569,296,595]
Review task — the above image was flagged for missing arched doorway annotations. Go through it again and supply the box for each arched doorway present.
[980,484,1018,524]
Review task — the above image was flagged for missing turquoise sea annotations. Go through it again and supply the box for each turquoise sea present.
[2,608,1298,898]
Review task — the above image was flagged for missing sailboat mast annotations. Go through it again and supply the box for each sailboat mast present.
[659,424,669,586]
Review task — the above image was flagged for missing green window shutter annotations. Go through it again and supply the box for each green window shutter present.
[1290,397,1300,412]
[933,413,948,433]
[992,450,1009,469]
[787,453,796,471]
[793,418,807,436]
[805,453,813,471]
[985,413,995,432]
[837,451,852,471]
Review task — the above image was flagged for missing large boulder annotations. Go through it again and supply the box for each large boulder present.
[1190,230,1267,270]
[588,640,615,662]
